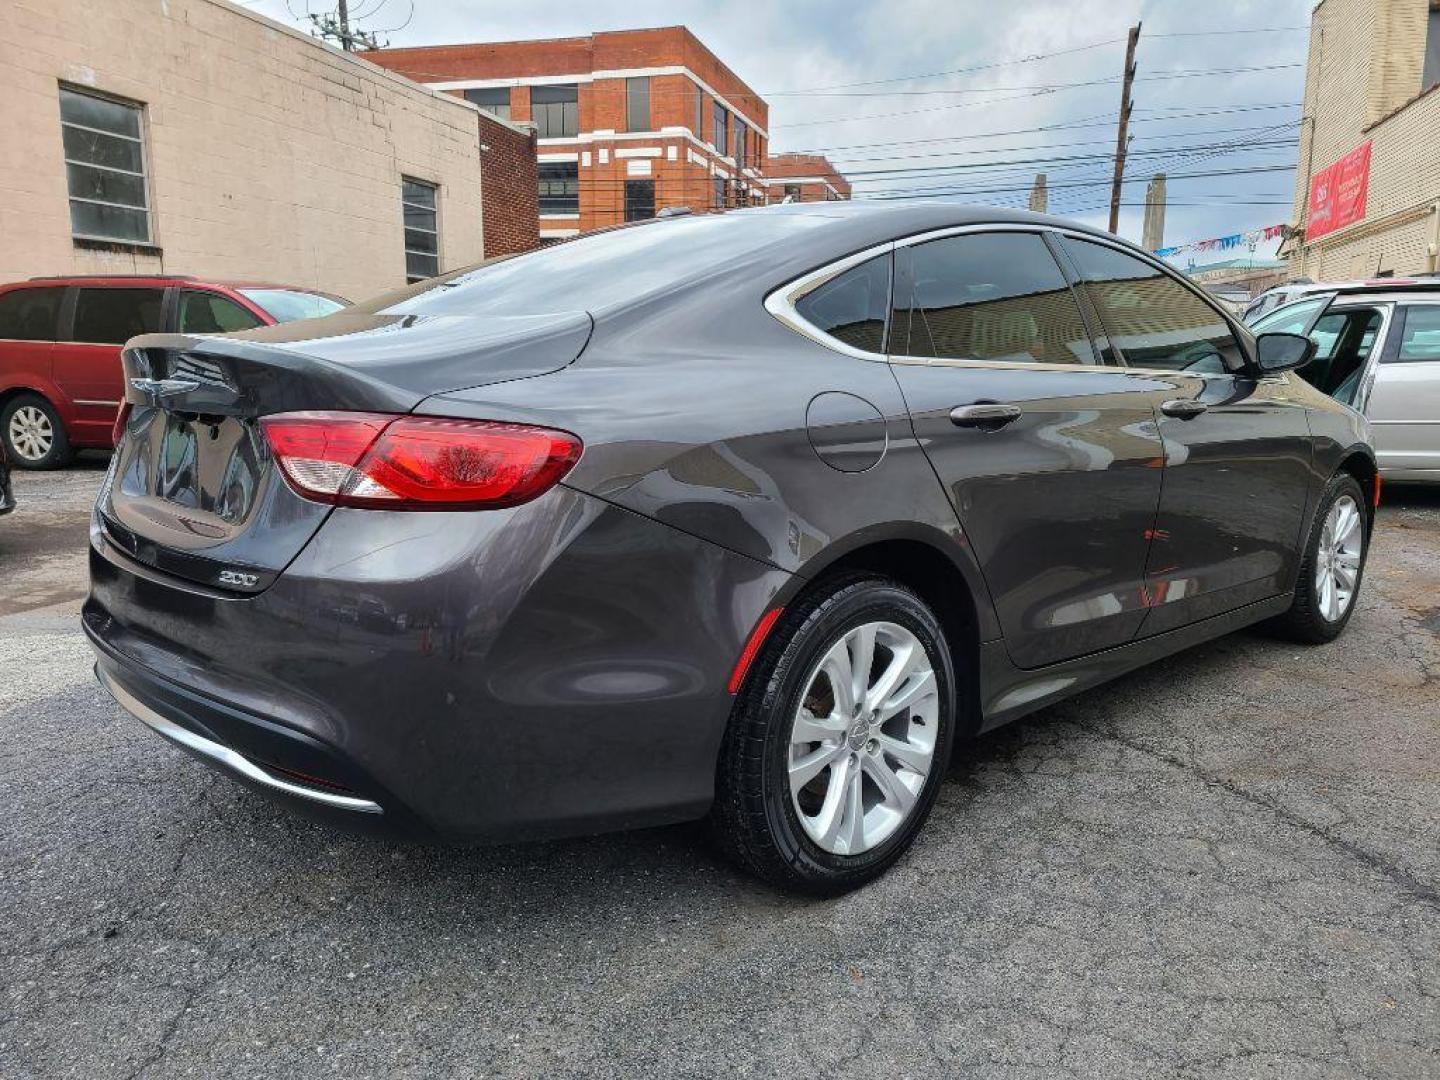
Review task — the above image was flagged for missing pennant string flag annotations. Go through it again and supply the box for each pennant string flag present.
[1154,224,1285,258]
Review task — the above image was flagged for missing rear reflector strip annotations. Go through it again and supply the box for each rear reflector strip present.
[728,607,784,695]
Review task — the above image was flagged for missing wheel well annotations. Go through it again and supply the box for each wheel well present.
[0,386,46,412]
[810,539,982,735]
[1337,451,1378,518]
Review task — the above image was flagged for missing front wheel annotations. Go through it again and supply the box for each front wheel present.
[712,575,956,895]
[1267,473,1369,643]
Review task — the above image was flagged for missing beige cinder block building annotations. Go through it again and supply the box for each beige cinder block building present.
[1287,0,1440,277]
[0,0,492,300]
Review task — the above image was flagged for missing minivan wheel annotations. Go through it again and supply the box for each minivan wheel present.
[1266,473,1368,644]
[712,575,956,895]
[2,394,72,469]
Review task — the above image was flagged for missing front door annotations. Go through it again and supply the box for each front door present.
[888,230,1165,669]
[1365,302,1440,477]
[1061,236,1315,635]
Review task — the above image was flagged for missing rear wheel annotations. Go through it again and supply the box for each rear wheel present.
[2,394,72,469]
[712,576,956,895]
[1267,473,1368,643]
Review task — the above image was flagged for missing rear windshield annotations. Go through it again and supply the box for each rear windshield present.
[362,212,836,318]
[239,289,346,324]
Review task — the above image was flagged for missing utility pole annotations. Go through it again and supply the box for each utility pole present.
[1108,23,1141,235]
[308,0,384,52]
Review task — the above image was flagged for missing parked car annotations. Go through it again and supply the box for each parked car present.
[1242,276,1435,325]
[1251,281,1440,481]
[0,275,347,468]
[0,436,12,517]
[87,204,1375,894]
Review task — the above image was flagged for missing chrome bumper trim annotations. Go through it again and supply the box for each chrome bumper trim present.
[98,668,384,815]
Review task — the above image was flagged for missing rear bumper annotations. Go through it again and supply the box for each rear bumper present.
[85,484,788,842]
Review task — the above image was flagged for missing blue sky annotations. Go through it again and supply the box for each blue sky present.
[241,0,1314,263]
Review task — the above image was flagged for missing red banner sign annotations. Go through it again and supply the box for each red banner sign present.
[1307,141,1372,240]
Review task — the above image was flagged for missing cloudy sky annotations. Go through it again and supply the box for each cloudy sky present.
[243,0,1314,265]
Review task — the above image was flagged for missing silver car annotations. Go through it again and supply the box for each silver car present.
[1252,282,1440,481]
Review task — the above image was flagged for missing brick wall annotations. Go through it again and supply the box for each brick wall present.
[0,0,486,298]
[478,112,538,257]
[766,153,851,203]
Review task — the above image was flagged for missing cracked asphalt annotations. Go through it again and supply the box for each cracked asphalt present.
[2,463,1438,1079]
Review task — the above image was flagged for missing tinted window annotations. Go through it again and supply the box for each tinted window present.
[72,288,163,344]
[463,87,510,120]
[538,162,579,214]
[898,233,1096,365]
[794,255,891,354]
[625,77,649,132]
[238,289,345,323]
[0,288,63,341]
[532,84,578,139]
[1251,295,1328,336]
[179,291,262,334]
[623,179,655,223]
[1395,305,1440,362]
[1066,239,1243,373]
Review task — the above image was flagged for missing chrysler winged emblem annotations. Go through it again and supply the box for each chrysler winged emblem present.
[129,377,200,402]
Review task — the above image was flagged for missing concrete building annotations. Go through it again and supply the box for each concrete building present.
[1142,174,1167,253]
[364,28,771,239]
[1286,0,1440,277]
[764,153,853,204]
[0,0,537,299]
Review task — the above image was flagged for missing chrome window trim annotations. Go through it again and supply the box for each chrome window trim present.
[763,239,896,362]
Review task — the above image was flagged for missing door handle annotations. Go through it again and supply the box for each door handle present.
[949,403,1022,430]
[1160,399,1208,420]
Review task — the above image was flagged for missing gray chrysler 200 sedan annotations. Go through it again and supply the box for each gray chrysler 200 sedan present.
[86,203,1375,893]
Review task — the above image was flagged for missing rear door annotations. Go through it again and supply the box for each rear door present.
[57,286,165,444]
[1365,301,1440,476]
[888,229,1166,669]
[1061,236,1315,634]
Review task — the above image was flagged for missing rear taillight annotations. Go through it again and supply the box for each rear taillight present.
[111,402,132,447]
[259,411,582,510]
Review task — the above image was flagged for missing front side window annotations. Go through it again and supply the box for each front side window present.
[897,232,1097,365]
[0,288,63,341]
[178,291,263,334]
[1394,304,1440,362]
[72,288,164,344]
[60,86,150,244]
[401,177,439,283]
[532,84,579,139]
[538,162,579,214]
[713,105,729,155]
[238,289,345,324]
[794,255,891,354]
[625,77,650,132]
[624,179,656,223]
[464,87,511,120]
[1065,238,1244,373]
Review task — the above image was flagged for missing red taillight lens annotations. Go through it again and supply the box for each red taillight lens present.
[259,411,582,510]
[111,402,133,447]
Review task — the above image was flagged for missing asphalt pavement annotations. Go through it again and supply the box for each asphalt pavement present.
[2,464,1437,1079]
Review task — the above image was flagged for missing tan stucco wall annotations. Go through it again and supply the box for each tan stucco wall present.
[1289,0,1440,278]
[0,0,486,300]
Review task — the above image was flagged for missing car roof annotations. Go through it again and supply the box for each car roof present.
[8,275,330,291]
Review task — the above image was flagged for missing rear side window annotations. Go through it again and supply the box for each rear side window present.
[793,254,890,353]
[1065,238,1244,374]
[0,287,63,341]
[72,287,164,344]
[179,291,263,334]
[1393,305,1440,362]
[897,232,1097,365]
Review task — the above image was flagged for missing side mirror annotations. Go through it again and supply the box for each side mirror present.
[1254,331,1316,374]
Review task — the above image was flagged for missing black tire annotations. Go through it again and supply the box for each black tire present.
[1266,472,1369,644]
[1,393,72,469]
[711,574,957,895]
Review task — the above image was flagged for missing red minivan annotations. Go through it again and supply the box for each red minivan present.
[0,275,347,468]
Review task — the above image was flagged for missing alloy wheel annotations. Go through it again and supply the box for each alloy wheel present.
[787,621,939,856]
[8,405,54,463]
[1315,494,1363,622]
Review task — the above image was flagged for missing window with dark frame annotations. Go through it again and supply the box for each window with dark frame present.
[1425,1,1440,89]
[60,86,151,245]
[694,85,705,136]
[531,84,579,138]
[713,176,726,210]
[0,288,64,342]
[626,77,650,132]
[538,161,580,214]
[783,183,802,202]
[795,255,891,354]
[72,288,164,344]
[463,87,511,119]
[624,179,656,222]
[713,104,729,156]
[401,177,439,283]
[735,122,747,171]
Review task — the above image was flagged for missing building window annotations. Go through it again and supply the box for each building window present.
[464,87,511,119]
[402,177,439,282]
[694,86,705,136]
[538,162,579,214]
[532,84,579,139]
[624,179,656,222]
[735,123,747,171]
[783,183,801,202]
[713,177,727,210]
[626,77,650,132]
[1426,1,1440,89]
[59,86,150,244]
[713,105,729,156]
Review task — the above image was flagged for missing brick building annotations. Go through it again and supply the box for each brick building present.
[1286,0,1440,277]
[763,153,852,204]
[364,27,771,239]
